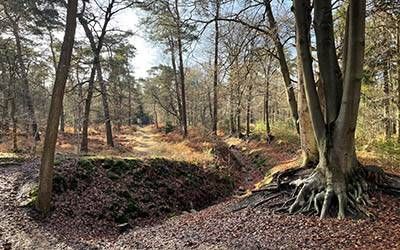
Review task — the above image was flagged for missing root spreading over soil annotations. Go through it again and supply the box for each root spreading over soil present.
[234,165,400,219]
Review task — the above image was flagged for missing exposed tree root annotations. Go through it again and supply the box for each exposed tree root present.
[232,165,400,219]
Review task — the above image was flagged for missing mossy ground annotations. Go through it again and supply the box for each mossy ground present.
[51,157,234,226]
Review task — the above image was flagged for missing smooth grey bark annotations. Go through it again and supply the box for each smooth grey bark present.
[297,56,318,167]
[292,0,366,219]
[37,0,78,214]
[314,0,342,124]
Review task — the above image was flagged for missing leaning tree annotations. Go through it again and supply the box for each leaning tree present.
[236,0,400,219]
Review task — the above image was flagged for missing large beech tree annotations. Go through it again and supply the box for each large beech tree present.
[290,0,367,219]
[237,0,400,219]
[37,0,78,214]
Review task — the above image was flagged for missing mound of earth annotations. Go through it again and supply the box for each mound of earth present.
[46,157,234,231]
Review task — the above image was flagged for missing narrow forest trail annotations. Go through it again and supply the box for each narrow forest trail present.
[0,128,399,249]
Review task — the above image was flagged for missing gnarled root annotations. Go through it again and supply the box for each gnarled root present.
[233,165,400,219]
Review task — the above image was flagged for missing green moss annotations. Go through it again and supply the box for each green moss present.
[27,185,39,207]
[102,159,115,169]
[78,159,95,172]
[110,160,130,175]
[53,174,67,194]
[77,159,96,180]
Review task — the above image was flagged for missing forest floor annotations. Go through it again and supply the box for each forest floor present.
[0,126,399,249]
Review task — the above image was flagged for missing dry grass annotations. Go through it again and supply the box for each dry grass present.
[0,126,214,164]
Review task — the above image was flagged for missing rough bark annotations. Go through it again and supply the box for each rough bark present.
[48,28,65,134]
[37,0,78,214]
[175,0,188,137]
[212,0,220,135]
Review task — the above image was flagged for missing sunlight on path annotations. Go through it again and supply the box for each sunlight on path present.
[116,126,213,163]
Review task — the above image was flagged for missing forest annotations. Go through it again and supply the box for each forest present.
[0,0,399,249]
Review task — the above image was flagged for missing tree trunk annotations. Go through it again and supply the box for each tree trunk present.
[128,81,132,126]
[153,103,158,128]
[175,0,188,137]
[383,62,391,140]
[169,38,182,126]
[37,0,78,214]
[80,66,96,153]
[397,21,400,143]
[246,83,252,137]
[236,105,241,137]
[291,0,366,219]
[265,1,299,133]
[212,0,220,135]
[229,84,236,135]
[96,63,114,146]
[297,57,318,167]
[49,28,66,134]
[9,72,18,151]
[60,110,65,133]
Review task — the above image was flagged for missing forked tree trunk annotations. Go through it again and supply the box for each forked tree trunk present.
[78,2,114,148]
[290,0,366,219]
[37,0,78,214]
